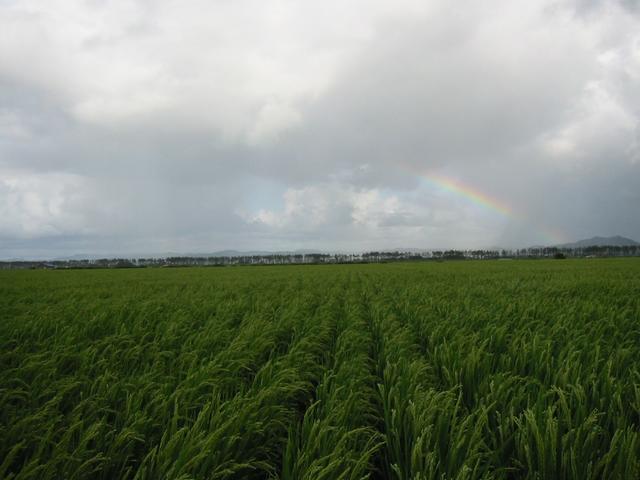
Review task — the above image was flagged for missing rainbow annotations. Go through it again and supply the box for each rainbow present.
[412,170,568,245]
[421,173,513,217]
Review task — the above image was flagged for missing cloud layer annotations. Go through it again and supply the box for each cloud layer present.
[1,0,639,257]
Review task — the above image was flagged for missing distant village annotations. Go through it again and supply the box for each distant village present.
[2,244,639,270]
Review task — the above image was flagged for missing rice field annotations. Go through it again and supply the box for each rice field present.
[1,258,639,479]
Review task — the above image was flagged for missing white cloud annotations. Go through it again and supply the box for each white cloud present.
[246,100,301,145]
[540,81,636,158]
[0,169,90,238]
[0,0,429,141]
[0,0,639,256]
[239,181,502,250]
[0,109,31,140]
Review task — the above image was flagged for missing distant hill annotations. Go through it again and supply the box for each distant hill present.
[555,236,639,249]
[197,249,323,257]
[49,249,323,261]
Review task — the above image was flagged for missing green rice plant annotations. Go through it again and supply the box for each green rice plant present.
[281,297,383,479]
[0,259,639,478]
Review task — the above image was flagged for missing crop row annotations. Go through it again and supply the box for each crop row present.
[1,259,639,478]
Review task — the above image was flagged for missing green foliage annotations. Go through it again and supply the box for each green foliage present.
[1,259,639,478]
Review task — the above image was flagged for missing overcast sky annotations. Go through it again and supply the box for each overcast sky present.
[1,0,639,258]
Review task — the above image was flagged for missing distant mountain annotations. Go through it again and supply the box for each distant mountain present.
[47,249,324,261]
[199,249,323,257]
[389,248,430,253]
[555,236,639,249]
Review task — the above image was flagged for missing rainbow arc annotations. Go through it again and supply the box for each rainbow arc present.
[412,170,567,245]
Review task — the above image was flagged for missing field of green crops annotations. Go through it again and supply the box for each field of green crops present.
[1,259,639,479]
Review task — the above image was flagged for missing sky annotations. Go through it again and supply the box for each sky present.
[1,0,639,258]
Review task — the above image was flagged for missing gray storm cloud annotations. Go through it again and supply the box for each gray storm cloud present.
[0,0,639,258]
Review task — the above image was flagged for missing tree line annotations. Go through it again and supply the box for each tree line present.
[1,244,639,269]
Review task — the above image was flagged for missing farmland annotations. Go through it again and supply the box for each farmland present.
[1,259,639,479]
